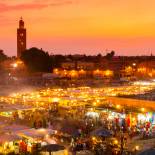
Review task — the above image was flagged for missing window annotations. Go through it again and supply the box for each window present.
[20,33,24,37]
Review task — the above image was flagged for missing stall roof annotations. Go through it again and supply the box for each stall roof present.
[0,104,34,112]
[0,133,20,143]
[16,128,56,139]
[3,124,30,132]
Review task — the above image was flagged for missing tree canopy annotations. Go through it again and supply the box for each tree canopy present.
[0,50,8,62]
[105,51,115,60]
[21,47,51,72]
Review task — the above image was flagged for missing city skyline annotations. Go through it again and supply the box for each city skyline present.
[1,0,155,56]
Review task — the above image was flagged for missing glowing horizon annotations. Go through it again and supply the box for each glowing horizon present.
[1,0,155,56]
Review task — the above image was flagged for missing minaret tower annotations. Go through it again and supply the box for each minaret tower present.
[17,17,26,58]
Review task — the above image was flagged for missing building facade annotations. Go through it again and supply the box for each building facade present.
[136,60,155,78]
[17,17,26,58]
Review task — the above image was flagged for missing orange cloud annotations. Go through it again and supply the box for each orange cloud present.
[0,0,73,12]
[0,3,48,12]
[49,0,73,6]
[34,0,74,5]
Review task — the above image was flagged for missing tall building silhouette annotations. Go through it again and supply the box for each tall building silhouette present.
[17,17,26,58]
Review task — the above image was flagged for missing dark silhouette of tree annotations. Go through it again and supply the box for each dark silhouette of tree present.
[97,53,102,57]
[0,50,8,72]
[111,51,115,57]
[21,47,51,72]
[67,54,73,61]
[105,50,115,60]
[0,50,8,62]
[96,53,102,62]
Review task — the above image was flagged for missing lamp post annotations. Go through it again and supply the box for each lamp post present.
[132,63,137,79]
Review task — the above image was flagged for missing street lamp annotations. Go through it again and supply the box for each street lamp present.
[12,63,18,68]
[134,145,140,154]
[132,63,136,67]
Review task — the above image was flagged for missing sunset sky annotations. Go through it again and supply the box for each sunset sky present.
[1,0,155,56]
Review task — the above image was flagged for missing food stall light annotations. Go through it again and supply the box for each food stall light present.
[135,145,139,151]
[38,128,46,132]
[92,137,96,141]
[141,108,145,112]
[132,117,136,121]
[116,105,120,109]
[114,140,118,145]
[0,148,3,152]
[37,95,40,98]
[93,102,96,106]
[108,115,113,120]
[121,114,126,119]
[52,98,60,102]
[96,99,100,103]
[45,134,49,138]
[138,114,146,122]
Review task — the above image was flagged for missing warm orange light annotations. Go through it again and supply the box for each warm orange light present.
[105,70,113,76]
[137,67,146,73]
[12,63,18,68]
[114,140,118,145]
[79,69,86,74]
[116,104,121,109]
[133,63,136,66]
[53,68,59,74]
[52,98,60,102]
[70,70,78,78]
[141,108,145,112]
